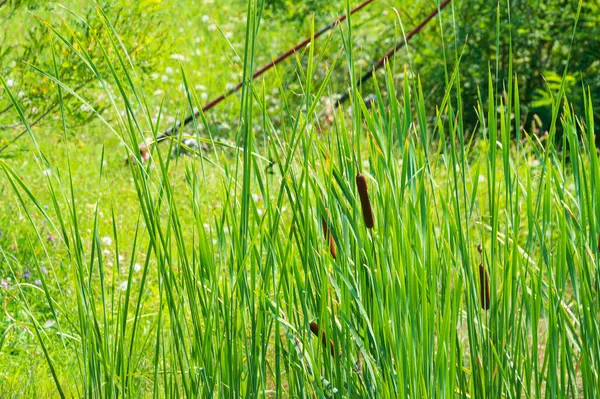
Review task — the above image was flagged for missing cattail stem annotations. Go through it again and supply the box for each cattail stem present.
[479,263,491,310]
[596,234,600,291]
[310,321,338,358]
[355,174,374,229]
[321,215,337,259]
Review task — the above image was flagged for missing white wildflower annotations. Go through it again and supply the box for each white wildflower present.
[170,54,186,61]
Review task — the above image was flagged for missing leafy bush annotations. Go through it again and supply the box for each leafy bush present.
[411,0,600,135]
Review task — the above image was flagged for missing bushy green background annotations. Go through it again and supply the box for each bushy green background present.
[2,0,598,150]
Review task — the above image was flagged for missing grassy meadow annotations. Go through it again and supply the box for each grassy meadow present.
[1,0,600,397]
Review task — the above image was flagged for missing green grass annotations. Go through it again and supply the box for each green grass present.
[1,0,600,397]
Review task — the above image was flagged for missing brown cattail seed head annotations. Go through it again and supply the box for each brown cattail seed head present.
[321,216,328,237]
[309,321,337,358]
[477,244,483,254]
[479,263,491,310]
[329,234,337,259]
[321,215,337,259]
[355,174,374,229]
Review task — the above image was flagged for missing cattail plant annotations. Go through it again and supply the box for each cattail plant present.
[479,263,491,310]
[321,215,337,259]
[310,321,338,358]
[355,173,374,229]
